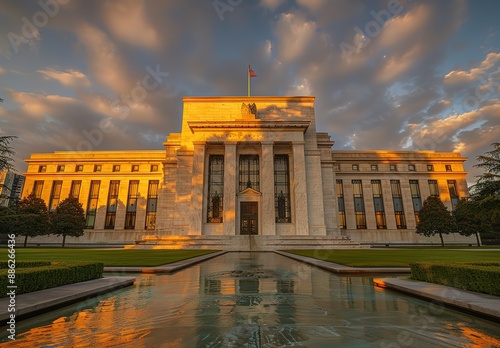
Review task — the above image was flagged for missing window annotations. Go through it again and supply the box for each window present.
[86,181,100,229]
[151,164,158,172]
[371,180,386,229]
[428,180,439,197]
[274,155,291,223]
[427,164,434,171]
[391,180,406,229]
[145,180,159,230]
[70,180,81,199]
[75,165,83,172]
[38,165,46,173]
[49,181,62,211]
[410,180,422,223]
[113,165,120,172]
[239,155,260,192]
[132,165,139,172]
[390,164,397,171]
[352,164,359,171]
[447,180,459,211]
[125,180,139,229]
[207,155,224,223]
[105,181,120,229]
[32,181,44,198]
[408,164,416,171]
[445,165,452,172]
[94,165,102,172]
[352,180,366,229]
[335,164,341,171]
[371,164,378,171]
[337,180,346,229]
[57,165,65,172]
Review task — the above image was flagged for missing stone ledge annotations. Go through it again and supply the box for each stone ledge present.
[0,277,135,322]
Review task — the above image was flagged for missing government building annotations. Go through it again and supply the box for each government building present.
[21,96,475,249]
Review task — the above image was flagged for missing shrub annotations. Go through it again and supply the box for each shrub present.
[0,261,103,297]
[410,261,500,296]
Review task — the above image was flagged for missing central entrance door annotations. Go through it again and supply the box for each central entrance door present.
[240,202,258,235]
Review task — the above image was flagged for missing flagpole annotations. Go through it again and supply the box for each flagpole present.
[247,65,250,97]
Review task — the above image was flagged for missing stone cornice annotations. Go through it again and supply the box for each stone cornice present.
[182,96,315,103]
[187,120,310,132]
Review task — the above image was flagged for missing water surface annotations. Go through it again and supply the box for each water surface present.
[2,252,499,347]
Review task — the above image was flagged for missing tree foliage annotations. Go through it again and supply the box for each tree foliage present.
[12,192,50,247]
[50,196,86,247]
[416,196,453,246]
[453,198,483,246]
[470,142,500,198]
[0,136,17,171]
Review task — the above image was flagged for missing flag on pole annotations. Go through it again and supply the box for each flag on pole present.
[248,65,257,77]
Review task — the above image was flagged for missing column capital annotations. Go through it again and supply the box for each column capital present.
[292,141,306,146]
[224,141,238,146]
[192,141,206,146]
[261,141,274,146]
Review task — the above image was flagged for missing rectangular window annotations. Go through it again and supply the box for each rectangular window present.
[75,165,83,172]
[337,180,346,229]
[371,180,386,229]
[428,180,439,197]
[371,164,378,171]
[131,165,139,172]
[145,180,159,230]
[408,164,416,171]
[410,180,422,223]
[239,155,260,192]
[49,180,62,211]
[274,155,291,223]
[352,180,366,229]
[70,180,81,199]
[427,164,434,171]
[113,165,120,172]
[125,180,139,229]
[335,164,341,171]
[390,164,397,171]
[86,181,100,229]
[32,180,44,198]
[38,165,46,173]
[57,165,65,172]
[207,155,224,223]
[446,165,452,172]
[390,180,406,229]
[94,165,102,172]
[105,181,120,229]
[352,164,359,171]
[151,164,158,172]
[447,180,459,211]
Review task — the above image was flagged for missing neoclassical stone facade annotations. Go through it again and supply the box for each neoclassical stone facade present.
[22,96,475,248]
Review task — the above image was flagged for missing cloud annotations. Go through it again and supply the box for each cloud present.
[273,12,318,63]
[37,68,91,89]
[260,0,285,11]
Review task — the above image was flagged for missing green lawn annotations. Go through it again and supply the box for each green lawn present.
[0,248,217,267]
[286,249,500,267]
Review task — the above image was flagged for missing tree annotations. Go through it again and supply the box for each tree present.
[0,205,18,235]
[12,192,50,247]
[470,142,500,198]
[453,198,482,246]
[50,196,86,247]
[416,196,453,246]
[0,136,17,171]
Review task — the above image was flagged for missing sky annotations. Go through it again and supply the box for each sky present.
[0,0,499,185]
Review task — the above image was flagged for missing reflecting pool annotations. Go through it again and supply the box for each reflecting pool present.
[2,252,500,347]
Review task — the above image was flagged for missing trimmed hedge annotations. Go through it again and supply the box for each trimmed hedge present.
[0,261,103,297]
[0,261,51,268]
[410,261,500,296]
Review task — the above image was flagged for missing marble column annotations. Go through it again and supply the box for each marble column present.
[321,161,340,236]
[190,142,205,235]
[292,142,309,235]
[223,142,237,235]
[305,150,327,235]
[261,142,276,235]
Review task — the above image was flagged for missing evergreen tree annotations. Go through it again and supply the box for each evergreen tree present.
[470,142,500,198]
[0,136,17,171]
[51,196,86,247]
[12,192,50,247]
[453,198,483,246]
[416,196,453,246]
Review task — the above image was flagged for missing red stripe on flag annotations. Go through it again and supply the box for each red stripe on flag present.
[249,66,257,77]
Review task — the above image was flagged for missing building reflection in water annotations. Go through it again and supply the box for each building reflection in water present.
[1,252,500,347]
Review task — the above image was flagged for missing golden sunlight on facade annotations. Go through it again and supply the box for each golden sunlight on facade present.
[21,96,475,249]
